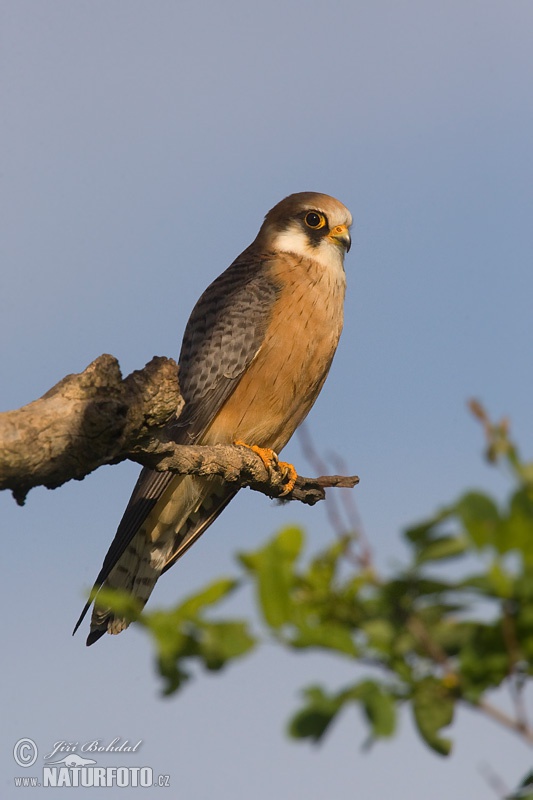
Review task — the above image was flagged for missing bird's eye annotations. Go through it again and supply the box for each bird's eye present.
[304,211,326,229]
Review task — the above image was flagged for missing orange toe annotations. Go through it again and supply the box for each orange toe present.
[235,441,297,495]
[235,441,276,469]
[277,460,297,496]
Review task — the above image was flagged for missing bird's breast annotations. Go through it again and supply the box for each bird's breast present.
[203,253,346,452]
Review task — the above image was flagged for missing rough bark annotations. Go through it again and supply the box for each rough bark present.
[0,355,359,506]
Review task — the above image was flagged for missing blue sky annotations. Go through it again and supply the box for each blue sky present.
[2,2,533,797]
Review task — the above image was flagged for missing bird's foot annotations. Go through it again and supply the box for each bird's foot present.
[234,441,298,496]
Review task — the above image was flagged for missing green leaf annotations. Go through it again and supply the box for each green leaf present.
[198,621,256,670]
[157,658,192,695]
[499,489,533,563]
[138,578,255,695]
[415,534,468,564]
[404,506,454,545]
[257,545,292,627]
[455,491,500,548]
[238,526,304,570]
[275,526,305,560]
[427,618,479,656]
[360,618,395,652]
[175,578,239,618]
[459,624,509,691]
[289,681,397,745]
[243,527,304,628]
[289,622,357,656]
[288,686,344,741]
[305,538,347,592]
[412,678,454,755]
[150,625,198,696]
[487,560,515,598]
[351,680,396,740]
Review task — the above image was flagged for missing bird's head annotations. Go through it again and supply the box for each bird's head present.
[257,192,352,269]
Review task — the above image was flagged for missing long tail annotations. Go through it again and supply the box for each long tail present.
[80,475,237,645]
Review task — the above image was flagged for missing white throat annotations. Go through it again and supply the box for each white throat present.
[272,224,346,276]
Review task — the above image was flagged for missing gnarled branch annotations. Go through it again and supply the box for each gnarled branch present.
[0,355,359,506]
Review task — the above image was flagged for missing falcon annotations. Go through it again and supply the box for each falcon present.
[75,191,352,644]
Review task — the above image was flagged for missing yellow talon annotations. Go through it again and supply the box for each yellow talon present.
[235,441,297,496]
[278,460,298,496]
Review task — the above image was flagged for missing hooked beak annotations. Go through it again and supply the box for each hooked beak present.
[328,224,351,252]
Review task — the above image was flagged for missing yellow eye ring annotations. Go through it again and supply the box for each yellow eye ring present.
[304,211,326,230]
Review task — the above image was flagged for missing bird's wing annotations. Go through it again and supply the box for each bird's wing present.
[175,248,280,438]
[74,249,280,635]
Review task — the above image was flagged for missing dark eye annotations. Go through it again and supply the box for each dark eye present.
[304,211,326,229]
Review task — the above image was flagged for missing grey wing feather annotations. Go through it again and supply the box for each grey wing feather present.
[74,248,280,634]
[175,246,280,438]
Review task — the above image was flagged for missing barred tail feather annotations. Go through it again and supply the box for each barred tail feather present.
[85,476,237,645]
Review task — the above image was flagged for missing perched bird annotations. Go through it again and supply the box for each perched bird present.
[75,191,352,645]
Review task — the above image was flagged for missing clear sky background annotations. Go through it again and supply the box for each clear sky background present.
[2,1,533,797]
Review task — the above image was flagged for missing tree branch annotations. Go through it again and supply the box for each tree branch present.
[470,697,533,746]
[0,355,359,506]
